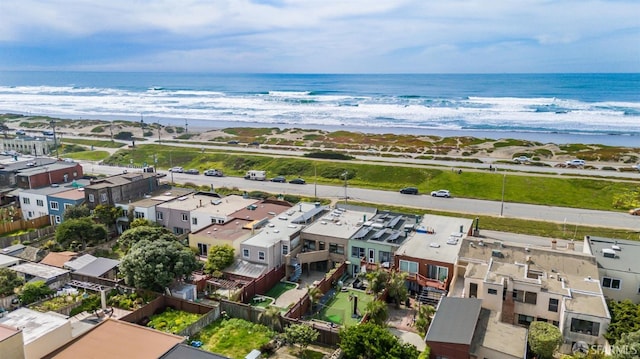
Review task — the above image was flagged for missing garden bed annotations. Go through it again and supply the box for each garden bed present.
[147,307,202,334]
[192,318,275,359]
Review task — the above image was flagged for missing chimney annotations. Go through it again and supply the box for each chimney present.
[551,239,557,250]
[568,240,575,251]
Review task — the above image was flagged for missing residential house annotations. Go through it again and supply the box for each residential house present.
[347,210,420,276]
[0,253,20,268]
[0,323,25,359]
[297,204,376,274]
[426,297,527,359]
[9,262,70,289]
[156,192,224,235]
[240,202,319,272]
[2,244,47,263]
[0,308,72,359]
[16,162,83,190]
[583,235,640,303]
[190,198,292,257]
[452,236,610,353]
[19,180,89,221]
[114,187,194,233]
[83,172,164,210]
[43,319,184,359]
[0,157,56,188]
[159,344,231,359]
[39,251,78,268]
[394,214,473,298]
[47,188,85,225]
[190,194,260,233]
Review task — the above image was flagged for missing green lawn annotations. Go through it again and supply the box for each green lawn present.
[319,289,373,327]
[193,318,275,359]
[61,138,126,148]
[101,143,639,212]
[265,281,297,299]
[63,150,110,161]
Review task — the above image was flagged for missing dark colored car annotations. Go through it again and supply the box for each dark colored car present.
[227,140,239,144]
[289,178,306,185]
[400,187,419,195]
[271,176,286,183]
[185,169,199,175]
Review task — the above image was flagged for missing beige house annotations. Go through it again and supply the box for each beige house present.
[0,323,25,359]
[0,308,72,359]
[583,236,640,303]
[451,236,610,353]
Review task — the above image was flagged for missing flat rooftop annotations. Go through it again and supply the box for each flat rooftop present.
[118,187,194,208]
[471,309,527,358]
[230,199,293,223]
[0,308,68,345]
[157,192,224,211]
[302,204,377,240]
[10,262,69,279]
[0,253,20,268]
[192,194,261,218]
[426,297,482,345]
[396,214,474,264]
[242,202,318,248]
[191,218,253,242]
[17,162,79,176]
[45,319,184,359]
[586,236,640,274]
[49,188,85,201]
[350,210,419,247]
[0,323,21,342]
[20,180,90,196]
[564,291,610,319]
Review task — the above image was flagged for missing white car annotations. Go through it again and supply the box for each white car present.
[430,190,451,198]
[513,156,530,163]
[169,166,184,173]
[565,159,585,166]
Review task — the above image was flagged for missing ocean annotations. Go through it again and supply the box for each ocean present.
[0,72,638,146]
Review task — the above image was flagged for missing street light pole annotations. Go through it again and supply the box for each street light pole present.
[500,172,506,216]
[50,120,58,158]
[342,171,348,204]
[314,164,317,199]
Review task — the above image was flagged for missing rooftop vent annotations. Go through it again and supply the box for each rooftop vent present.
[602,248,616,258]
[612,245,621,251]
[430,243,440,248]
[491,250,504,258]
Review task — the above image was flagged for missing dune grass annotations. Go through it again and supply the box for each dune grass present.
[61,138,126,148]
[63,150,110,161]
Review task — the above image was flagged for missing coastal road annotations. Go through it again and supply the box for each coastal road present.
[81,162,640,232]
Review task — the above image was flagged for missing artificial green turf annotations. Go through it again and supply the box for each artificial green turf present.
[319,289,374,327]
[265,281,297,299]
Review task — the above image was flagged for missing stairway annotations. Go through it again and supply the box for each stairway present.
[289,259,302,282]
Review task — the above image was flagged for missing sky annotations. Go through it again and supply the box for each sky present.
[0,0,638,73]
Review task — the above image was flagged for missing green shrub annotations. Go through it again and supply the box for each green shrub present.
[91,126,105,133]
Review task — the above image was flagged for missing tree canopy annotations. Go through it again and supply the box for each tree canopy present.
[365,300,388,326]
[55,217,108,250]
[605,299,640,344]
[94,204,121,229]
[117,225,177,252]
[63,204,91,220]
[528,321,563,359]
[339,323,419,359]
[283,323,319,356]
[0,268,24,297]
[119,238,200,291]
[612,330,640,359]
[204,244,235,275]
[19,281,54,305]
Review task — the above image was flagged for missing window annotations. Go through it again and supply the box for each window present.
[282,245,289,255]
[88,194,95,203]
[570,318,600,336]
[100,193,107,203]
[157,212,163,220]
[173,227,185,235]
[181,213,188,221]
[197,243,208,256]
[378,251,391,263]
[64,203,72,210]
[22,197,30,205]
[55,215,61,224]
[399,260,418,274]
[192,217,198,225]
[352,246,365,259]
[134,211,145,219]
[243,249,250,258]
[517,314,534,327]
[488,288,498,295]
[50,201,59,210]
[524,292,537,305]
[427,264,449,282]
[329,243,344,254]
[304,240,316,251]
[36,199,44,207]
[602,277,621,290]
[548,298,559,312]
[259,251,265,261]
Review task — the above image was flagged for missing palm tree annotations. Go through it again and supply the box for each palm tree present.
[365,299,388,326]
[259,305,283,332]
[386,271,409,309]
[365,269,389,298]
[306,285,322,314]
[414,304,435,336]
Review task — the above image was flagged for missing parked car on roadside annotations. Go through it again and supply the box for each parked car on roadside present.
[565,159,586,166]
[169,167,184,173]
[185,169,199,175]
[630,208,640,216]
[271,176,286,183]
[430,189,451,198]
[204,169,224,177]
[400,187,419,195]
[289,178,306,185]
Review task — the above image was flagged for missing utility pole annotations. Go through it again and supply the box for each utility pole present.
[342,171,349,204]
[314,164,317,199]
[185,119,188,134]
[157,120,161,144]
[50,120,59,158]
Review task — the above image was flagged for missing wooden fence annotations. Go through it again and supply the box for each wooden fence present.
[239,265,285,304]
[0,222,54,248]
